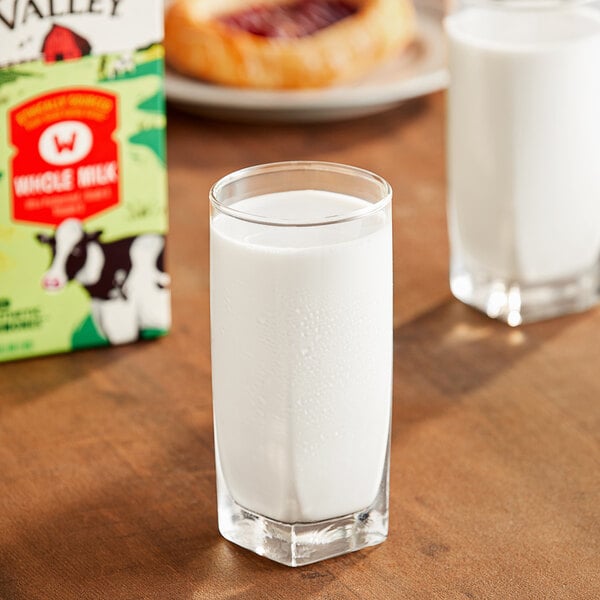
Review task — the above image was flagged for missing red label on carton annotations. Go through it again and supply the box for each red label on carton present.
[9,89,120,226]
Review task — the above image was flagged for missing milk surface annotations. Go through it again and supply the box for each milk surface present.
[446,8,600,284]
[210,190,392,523]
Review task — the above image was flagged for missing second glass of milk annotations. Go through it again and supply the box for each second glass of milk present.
[446,0,600,325]
[210,162,393,567]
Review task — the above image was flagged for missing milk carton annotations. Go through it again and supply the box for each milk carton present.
[0,0,170,361]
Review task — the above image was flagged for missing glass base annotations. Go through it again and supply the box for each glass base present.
[216,455,389,567]
[450,262,600,325]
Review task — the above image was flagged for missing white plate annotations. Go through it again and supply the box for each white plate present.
[165,3,448,122]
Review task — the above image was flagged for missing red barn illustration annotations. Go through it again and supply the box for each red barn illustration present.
[42,25,92,63]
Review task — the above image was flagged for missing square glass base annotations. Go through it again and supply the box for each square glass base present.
[450,261,600,325]
[216,455,389,567]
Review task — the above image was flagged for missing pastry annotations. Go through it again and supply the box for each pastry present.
[164,0,416,89]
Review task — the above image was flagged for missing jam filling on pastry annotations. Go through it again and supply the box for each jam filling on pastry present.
[219,0,359,38]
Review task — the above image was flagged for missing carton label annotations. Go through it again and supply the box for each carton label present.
[10,89,120,225]
[0,0,169,362]
[0,0,163,68]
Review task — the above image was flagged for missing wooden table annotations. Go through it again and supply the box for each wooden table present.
[1,93,599,599]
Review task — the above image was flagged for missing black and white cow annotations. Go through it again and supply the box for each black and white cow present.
[37,218,171,345]
[105,50,135,79]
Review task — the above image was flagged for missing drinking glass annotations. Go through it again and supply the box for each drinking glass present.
[210,161,393,566]
[446,0,600,325]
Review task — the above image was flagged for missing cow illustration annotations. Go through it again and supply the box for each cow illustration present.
[37,219,171,345]
[104,51,135,79]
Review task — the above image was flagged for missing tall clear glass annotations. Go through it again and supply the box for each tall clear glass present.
[209,161,393,567]
[446,0,600,325]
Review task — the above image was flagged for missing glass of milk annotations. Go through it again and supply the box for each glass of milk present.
[446,0,600,325]
[209,161,393,566]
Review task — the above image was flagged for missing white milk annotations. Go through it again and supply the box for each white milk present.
[210,190,392,523]
[446,7,600,284]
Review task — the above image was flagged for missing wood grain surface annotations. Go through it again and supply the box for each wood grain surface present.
[1,93,599,600]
